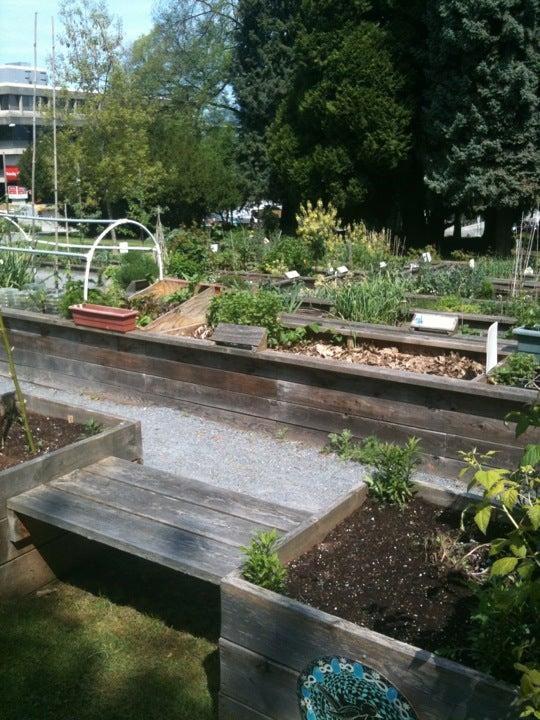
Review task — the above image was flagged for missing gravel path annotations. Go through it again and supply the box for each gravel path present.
[0,375,463,513]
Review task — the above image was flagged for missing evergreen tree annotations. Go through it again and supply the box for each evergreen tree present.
[232,0,298,202]
[268,0,412,225]
[424,0,540,253]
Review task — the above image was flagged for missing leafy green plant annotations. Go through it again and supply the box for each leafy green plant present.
[511,296,540,329]
[166,228,212,278]
[459,398,540,692]
[241,530,287,592]
[434,294,483,314]
[110,251,158,289]
[208,289,305,347]
[82,419,103,437]
[326,431,420,507]
[58,280,125,318]
[489,353,538,389]
[415,265,494,299]
[261,235,312,275]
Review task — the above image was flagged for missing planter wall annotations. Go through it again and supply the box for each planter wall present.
[220,481,518,720]
[0,395,142,598]
[513,327,540,361]
[0,309,538,474]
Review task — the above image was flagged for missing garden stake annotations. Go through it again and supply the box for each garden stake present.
[0,309,36,453]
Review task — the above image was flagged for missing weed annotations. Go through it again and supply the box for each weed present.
[241,530,287,592]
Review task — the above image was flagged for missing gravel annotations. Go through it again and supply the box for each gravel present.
[0,375,464,513]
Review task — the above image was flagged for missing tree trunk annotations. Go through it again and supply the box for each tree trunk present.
[453,212,462,244]
[426,200,446,252]
[483,207,516,255]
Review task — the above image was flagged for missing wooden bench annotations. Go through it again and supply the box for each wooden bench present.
[7,456,308,584]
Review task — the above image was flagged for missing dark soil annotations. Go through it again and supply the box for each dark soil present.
[0,413,87,471]
[286,498,480,656]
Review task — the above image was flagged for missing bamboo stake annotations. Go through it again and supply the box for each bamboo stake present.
[0,309,36,453]
[31,12,38,242]
[51,16,60,292]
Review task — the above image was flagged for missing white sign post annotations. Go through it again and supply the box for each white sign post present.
[486,322,498,374]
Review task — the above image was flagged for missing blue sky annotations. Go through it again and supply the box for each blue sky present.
[0,0,155,67]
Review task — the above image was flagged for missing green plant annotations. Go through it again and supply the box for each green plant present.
[111,252,158,289]
[163,288,191,305]
[58,280,125,318]
[434,294,483,314]
[326,431,420,507]
[296,199,338,262]
[241,530,287,592]
[0,252,35,289]
[329,276,409,325]
[515,663,540,718]
[511,296,540,329]
[415,265,494,299]
[261,235,312,275]
[166,228,212,278]
[208,289,305,347]
[82,419,103,437]
[489,353,538,389]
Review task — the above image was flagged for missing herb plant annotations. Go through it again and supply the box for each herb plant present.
[489,353,538,388]
[326,431,421,507]
[241,530,287,592]
[82,419,103,437]
[329,276,409,325]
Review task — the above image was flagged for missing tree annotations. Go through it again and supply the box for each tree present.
[232,0,298,201]
[424,0,540,253]
[268,0,412,226]
[57,0,123,92]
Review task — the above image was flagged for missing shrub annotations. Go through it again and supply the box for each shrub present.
[489,353,538,388]
[296,199,338,262]
[329,276,408,325]
[166,228,211,278]
[111,251,158,289]
[434,295,483,314]
[261,235,312,275]
[326,431,420,507]
[208,289,284,342]
[241,530,287,592]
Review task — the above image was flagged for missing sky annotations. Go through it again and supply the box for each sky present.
[0,0,155,68]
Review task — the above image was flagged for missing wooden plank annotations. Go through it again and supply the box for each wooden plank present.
[219,694,275,720]
[213,323,268,351]
[220,577,516,720]
[8,485,241,584]
[50,468,281,548]
[0,531,95,599]
[88,457,308,532]
[0,515,62,564]
[276,482,367,564]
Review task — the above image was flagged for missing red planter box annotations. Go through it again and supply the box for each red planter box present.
[70,304,138,333]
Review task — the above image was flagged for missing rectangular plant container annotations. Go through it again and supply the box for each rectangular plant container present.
[70,303,138,333]
[220,481,519,720]
[513,326,540,361]
[0,395,142,599]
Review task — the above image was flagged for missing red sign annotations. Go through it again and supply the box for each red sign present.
[7,185,28,200]
[5,166,20,183]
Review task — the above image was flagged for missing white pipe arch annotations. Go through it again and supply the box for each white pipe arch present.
[83,219,164,300]
[0,216,33,245]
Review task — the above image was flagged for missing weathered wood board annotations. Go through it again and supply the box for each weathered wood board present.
[212,323,268,351]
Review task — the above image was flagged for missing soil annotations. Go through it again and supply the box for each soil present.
[282,340,484,379]
[0,412,87,471]
[286,498,483,656]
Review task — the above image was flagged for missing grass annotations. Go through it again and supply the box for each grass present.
[0,550,219,720]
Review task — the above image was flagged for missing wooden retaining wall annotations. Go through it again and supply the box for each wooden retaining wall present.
[0,309,537,473]
[220,482,518,720]
[0,396,142,598]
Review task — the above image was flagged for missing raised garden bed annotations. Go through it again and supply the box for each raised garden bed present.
[220,480,518,720]
[0,394,142,599]
[0,308,537,473]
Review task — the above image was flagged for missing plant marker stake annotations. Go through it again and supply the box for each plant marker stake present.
[0,309,36,453]
[486,321,498,374]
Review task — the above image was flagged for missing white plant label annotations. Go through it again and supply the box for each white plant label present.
[118,241,129,254]
[337,265,349,274]
[379,261,387,269]
[411,312,458,333]
[210,243,219,253]
[469,258,476,269]
[422,251,432,263]
[486,321,498,373]
[285,270,300,279]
